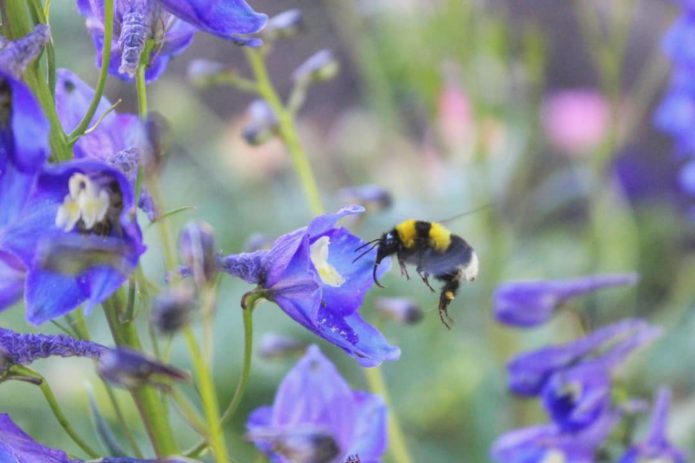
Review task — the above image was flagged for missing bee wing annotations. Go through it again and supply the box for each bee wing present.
[415,238,475,277]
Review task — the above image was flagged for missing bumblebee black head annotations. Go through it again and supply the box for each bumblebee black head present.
[372,230,401,288]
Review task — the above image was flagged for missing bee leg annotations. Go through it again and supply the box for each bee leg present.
[417,268,436,293]
[398,258,410,279]
[437,279,460,329]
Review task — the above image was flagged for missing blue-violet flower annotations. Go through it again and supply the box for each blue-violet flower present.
[219,205,400,367]
[77,0,267,81]
[247,345,387,463]
[494,273,639,327]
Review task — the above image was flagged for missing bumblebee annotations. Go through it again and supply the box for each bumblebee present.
[355,220,478,329]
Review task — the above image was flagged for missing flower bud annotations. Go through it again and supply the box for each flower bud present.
[258,333,306,360]
[338,184,393,211]
[188,59,239,87]
[243,232,274,252]
[375,297,423,325]
[143,111,171,175]
[0,24,50,78]
[151,283,196,335]
[243,99,278,145]
[247,428,340,463]
[98,347,188,389]
[179,221,217,286]
[262,9,304,42]
[292,50,339,86]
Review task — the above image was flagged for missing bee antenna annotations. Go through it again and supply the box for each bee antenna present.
[352,242,379,263]
[354,238,380,252]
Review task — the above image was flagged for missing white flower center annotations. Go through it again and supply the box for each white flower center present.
[55,173,110,232]
[559,381,583,402]
[310,236,345,287]
[541,449,567,463]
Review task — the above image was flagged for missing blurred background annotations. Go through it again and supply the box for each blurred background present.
[1,0,695,461]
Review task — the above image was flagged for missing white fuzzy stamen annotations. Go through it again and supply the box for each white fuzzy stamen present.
[310,236,345,287]
[541,449,567,463]
[55,173,110,232]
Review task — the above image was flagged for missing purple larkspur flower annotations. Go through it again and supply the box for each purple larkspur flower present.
[494,273,639,327]
[540,323,660,431]
[0,413,196,462]
[77,0,267,82]
[219,205,400,367]
[0,24,51,78]
[620,388,688,463]
[0,327,106,369]
[337,184,393,212]
[55,68,146,163]
[0,157,146,324]
[55,68,158,219]
[507,319,659,397]
[0,414,77,463]
[490,412,619,463]
[247,345,387,463]
[0,75,145,323]
[179,220,217,286]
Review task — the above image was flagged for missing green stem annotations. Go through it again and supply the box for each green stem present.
[27,0,55,95]
[184,328,229,463]
[10,366,99,458]
[103,297,179,457]
[103,382,144,458]
[68,0,113,144]
[135,42,154,118]
[244,48,324,216]
[186,295,256,459]
[3,0,70,161]
[364,367,413,463]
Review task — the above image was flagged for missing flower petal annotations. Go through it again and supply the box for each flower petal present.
[158,0,268,41]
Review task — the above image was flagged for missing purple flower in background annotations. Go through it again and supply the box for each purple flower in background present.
[55,68,146,163]
[0,24,50,78]
[620,388,688,463]
[656,3,695,205]
[220,206,400,367]
[494,273,639,327]
[491,412,618,463]
[0,327,106,369]
[507,319,659,397]
[247,345,387,463]
[77,0,267,81]
[540,322,660,431]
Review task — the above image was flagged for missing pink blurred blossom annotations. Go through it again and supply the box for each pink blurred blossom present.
[542,89,610,156]
[437,79,473,149]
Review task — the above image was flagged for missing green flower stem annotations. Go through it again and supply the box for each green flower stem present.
[3,0,70,161]
[364,367,413,463]
[103,382,145,458]
[27,0,56,95]
[244,48,324,216]
[103,296,179,457]
[243,48,414,462]
[186,294,257,459]
[10,365,99,458]
[184,328,229,463]
[68,0,113,144]
[170,387,207,435]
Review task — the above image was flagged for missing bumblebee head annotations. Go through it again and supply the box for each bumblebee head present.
[353,230,400,288]
[375,231,399,265]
